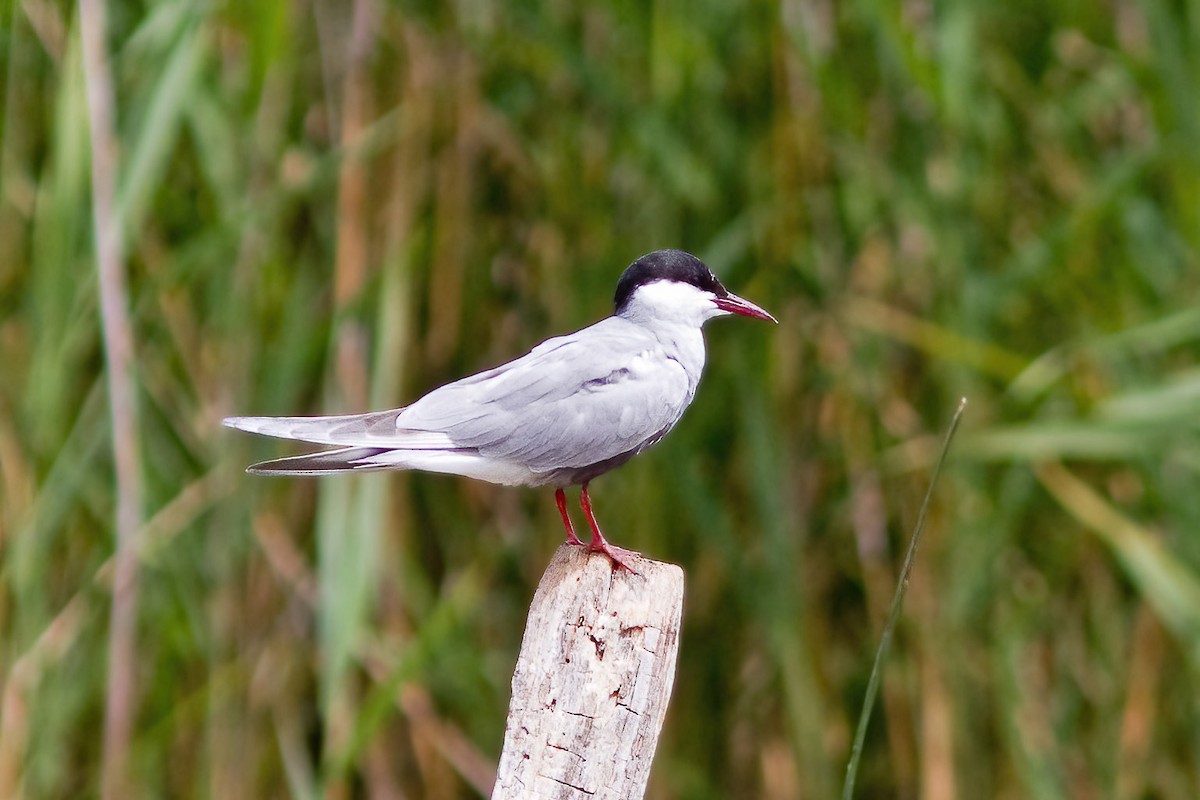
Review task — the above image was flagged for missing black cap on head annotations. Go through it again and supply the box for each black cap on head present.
[613,249,728,313]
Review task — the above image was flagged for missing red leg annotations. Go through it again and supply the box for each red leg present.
[579,482,641,573]
[555,487,585,547]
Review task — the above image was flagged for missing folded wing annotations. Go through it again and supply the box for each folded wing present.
[398,318,695,473]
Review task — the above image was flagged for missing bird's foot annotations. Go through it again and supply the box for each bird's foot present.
[559,531,637,571]
[586,537,642,574]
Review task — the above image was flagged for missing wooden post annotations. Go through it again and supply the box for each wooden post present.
[491,545,684,800]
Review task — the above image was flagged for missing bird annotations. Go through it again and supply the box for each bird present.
[224,249,776,571]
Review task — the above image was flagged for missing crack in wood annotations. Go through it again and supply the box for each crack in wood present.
[547,775,596,795]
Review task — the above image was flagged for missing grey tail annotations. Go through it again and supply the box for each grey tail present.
[246,446,394,476]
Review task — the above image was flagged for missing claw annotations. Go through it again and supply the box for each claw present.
[585,537,642,574]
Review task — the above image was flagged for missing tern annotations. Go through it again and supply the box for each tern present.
[224,249,776,570]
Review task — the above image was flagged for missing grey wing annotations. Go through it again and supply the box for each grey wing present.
[399,321,696,472]
[223,409,454,448]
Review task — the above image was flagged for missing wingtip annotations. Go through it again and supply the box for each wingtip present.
[244,460,304,476]
[244,455,304,475]
[224,416,271,435]
[245,467,292,476]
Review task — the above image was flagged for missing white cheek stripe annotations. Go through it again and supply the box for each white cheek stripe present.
[623,280,721,325]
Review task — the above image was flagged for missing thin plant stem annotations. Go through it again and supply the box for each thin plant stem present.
[79,0,144,796]
[841,398,967,800]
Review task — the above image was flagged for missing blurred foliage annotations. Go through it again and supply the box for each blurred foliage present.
[2,0,1200,797]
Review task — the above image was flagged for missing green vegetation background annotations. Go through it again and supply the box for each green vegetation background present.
[3,0,1200,797]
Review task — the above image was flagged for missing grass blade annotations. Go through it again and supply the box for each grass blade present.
[842,398,967,800]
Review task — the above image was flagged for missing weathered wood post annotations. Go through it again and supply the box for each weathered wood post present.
[491,545,684,799]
